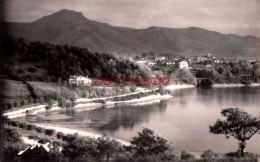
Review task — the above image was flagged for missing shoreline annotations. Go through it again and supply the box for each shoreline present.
[3,89,172,146]
[34,123,131,146]
[4,92,172,119]
[165,83,260,89]
[4,83,260,147]
[213,83,260,87]
[4,83,260,119]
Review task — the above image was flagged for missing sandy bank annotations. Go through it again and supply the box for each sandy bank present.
[34,123,130,146]
[213,83,260,88]
[165,84,195,90]
[4,89,172,119]
[21,136,38,145]
[4,104,61,119]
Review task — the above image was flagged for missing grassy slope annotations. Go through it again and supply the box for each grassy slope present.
[0,79,31,103]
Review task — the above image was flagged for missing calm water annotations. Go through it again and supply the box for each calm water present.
[25,86,260,154]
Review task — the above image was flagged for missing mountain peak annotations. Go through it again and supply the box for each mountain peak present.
[35,9,88,24]
[57,9,83,15]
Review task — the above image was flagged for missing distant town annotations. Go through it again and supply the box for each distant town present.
[133,52,259,73]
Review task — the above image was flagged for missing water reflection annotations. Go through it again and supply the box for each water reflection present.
[64,101,168,133]
[20,86,260,154]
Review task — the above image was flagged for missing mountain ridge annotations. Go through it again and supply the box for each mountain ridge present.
[3,9,260,59]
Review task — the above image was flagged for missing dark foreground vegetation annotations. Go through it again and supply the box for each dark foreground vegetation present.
[1,107,259,162]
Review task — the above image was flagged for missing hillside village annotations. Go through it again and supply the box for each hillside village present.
[134,52,259,76]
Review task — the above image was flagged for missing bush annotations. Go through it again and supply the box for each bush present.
[35,127,45,133]
[11,121,19,127]
[13,102,18,107]
[28,97,34,104]
[18,122,27,129]
[100,100,106,104]
[57,132,65,139]
[201,149,219,159]
[45,100,54,111]
[28,135,39,140]
[45,129,55,136]
[2,116,9,124]
[27,67,36,73]
[181,151,195,160]
[197,78,214,88]
[20,99,26,106]
[61,134,78,142]
[58,97,67,108]
[38,137,50,144]
[6,119,12,126]
[130,85,136,92]
[240,79,252,85]
[18,69,24,73]
[70,93,77,102]
[71,101,76,107]
[66,101,72,108]
[26,124,36,131]
[225,151,258,159]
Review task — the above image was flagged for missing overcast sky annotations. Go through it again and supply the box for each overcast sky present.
[3,0,260,37]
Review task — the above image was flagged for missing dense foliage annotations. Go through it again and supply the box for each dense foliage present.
[195,61,259,84]
[130,127,174,158]
[1,35,147,82]
[170,69,196,85]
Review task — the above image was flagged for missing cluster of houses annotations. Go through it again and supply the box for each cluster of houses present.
[133,52,247,71]
[68,53,258,87]
[135,55,189,70]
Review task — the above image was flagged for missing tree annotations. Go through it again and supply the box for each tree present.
[58,97,67,108]
[158,85,166,95]
[201,149,219,159]
[45,100,53,111]
[70,92,78,102]
[209,108,260,157]
[62,137,99,160]
[130,127,173,157]
[171,69,196,85]
[130,85,136,92]
[96,137,122,161]
[89,90,98,98]
[181,151,195,160]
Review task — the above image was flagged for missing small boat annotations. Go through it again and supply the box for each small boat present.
[25,110,37,116]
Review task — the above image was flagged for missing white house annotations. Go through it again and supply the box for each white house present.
[135,60,146,64]
[179,61,189,69]
[146,61,156,66]
[155,56,166,62]
[69,75,92,86]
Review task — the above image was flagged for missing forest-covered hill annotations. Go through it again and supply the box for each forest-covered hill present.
[0,35,147,82]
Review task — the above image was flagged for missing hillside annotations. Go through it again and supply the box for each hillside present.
[0,35,147,82]
[2,9,260,59]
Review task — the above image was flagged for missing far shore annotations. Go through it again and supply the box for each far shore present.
[166,82,260,89]
[213,83,260,87]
